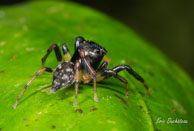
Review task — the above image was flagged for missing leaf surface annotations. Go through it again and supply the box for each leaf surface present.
[0,1,193,131]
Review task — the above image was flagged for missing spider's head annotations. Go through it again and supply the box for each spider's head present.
[75,36,107,56]
[80,40,107,69]
[72,36,107,69]
[84,40,107,56]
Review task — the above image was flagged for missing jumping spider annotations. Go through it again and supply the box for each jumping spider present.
[13,36,149,109]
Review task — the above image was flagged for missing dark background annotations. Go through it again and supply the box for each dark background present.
[0,0,194,79]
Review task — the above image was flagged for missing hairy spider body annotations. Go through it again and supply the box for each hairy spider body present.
[52,40,107,92]
[13,36,149,109]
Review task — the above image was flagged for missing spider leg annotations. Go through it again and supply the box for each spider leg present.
[112,65,150,95]
[13,67,53,109]
[96,61,108,72]
[75,36,85,50]
[97,69,129,97]
[41,44,62,67]
[62,44,71,61]
[115,75,129,97]
[79,49,99,102]
[74,60,80,107]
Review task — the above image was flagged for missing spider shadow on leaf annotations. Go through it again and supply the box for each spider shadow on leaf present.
[97,80,126,96]
[18,78,135,107]
[18,84,52,106]
[18,83,84,106]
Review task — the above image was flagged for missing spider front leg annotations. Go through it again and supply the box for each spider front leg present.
[112,65,150,95]
[96,61,108,72]
[96,62,129,97]
[75,36,85,50]
[62,44,71,61]
[13,67,53,109]
[41,44,62,67]
[79,49,99,102]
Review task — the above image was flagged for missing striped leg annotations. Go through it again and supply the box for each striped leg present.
[74,60,80,107]
[79,49,99,102]
[96,61,108,72]
[13,67,53,109]
[41,44,62,67]
[62,44,71,61]
[98,69,129,97]
[75,36,85,50]
[112,65,150,95]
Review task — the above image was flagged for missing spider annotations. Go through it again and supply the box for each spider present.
[13,36,149,109]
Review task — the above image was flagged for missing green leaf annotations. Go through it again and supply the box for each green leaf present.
[0,1,193,131]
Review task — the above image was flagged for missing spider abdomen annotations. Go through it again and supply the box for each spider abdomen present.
[51,61,75,92]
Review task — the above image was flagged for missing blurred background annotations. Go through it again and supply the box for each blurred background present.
[0,0,193,79]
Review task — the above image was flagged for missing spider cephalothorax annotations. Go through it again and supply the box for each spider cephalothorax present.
[13,36,149,109]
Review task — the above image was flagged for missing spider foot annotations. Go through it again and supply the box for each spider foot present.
[146,88,151,96]
[13,104,17,109]
[94,95,99,102]
[126,93,129,98]
[73,103,77,107]
[143,82,150,96]
[73,99,77,107]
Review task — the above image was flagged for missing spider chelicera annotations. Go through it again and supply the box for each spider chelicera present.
[13,36,149,109]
